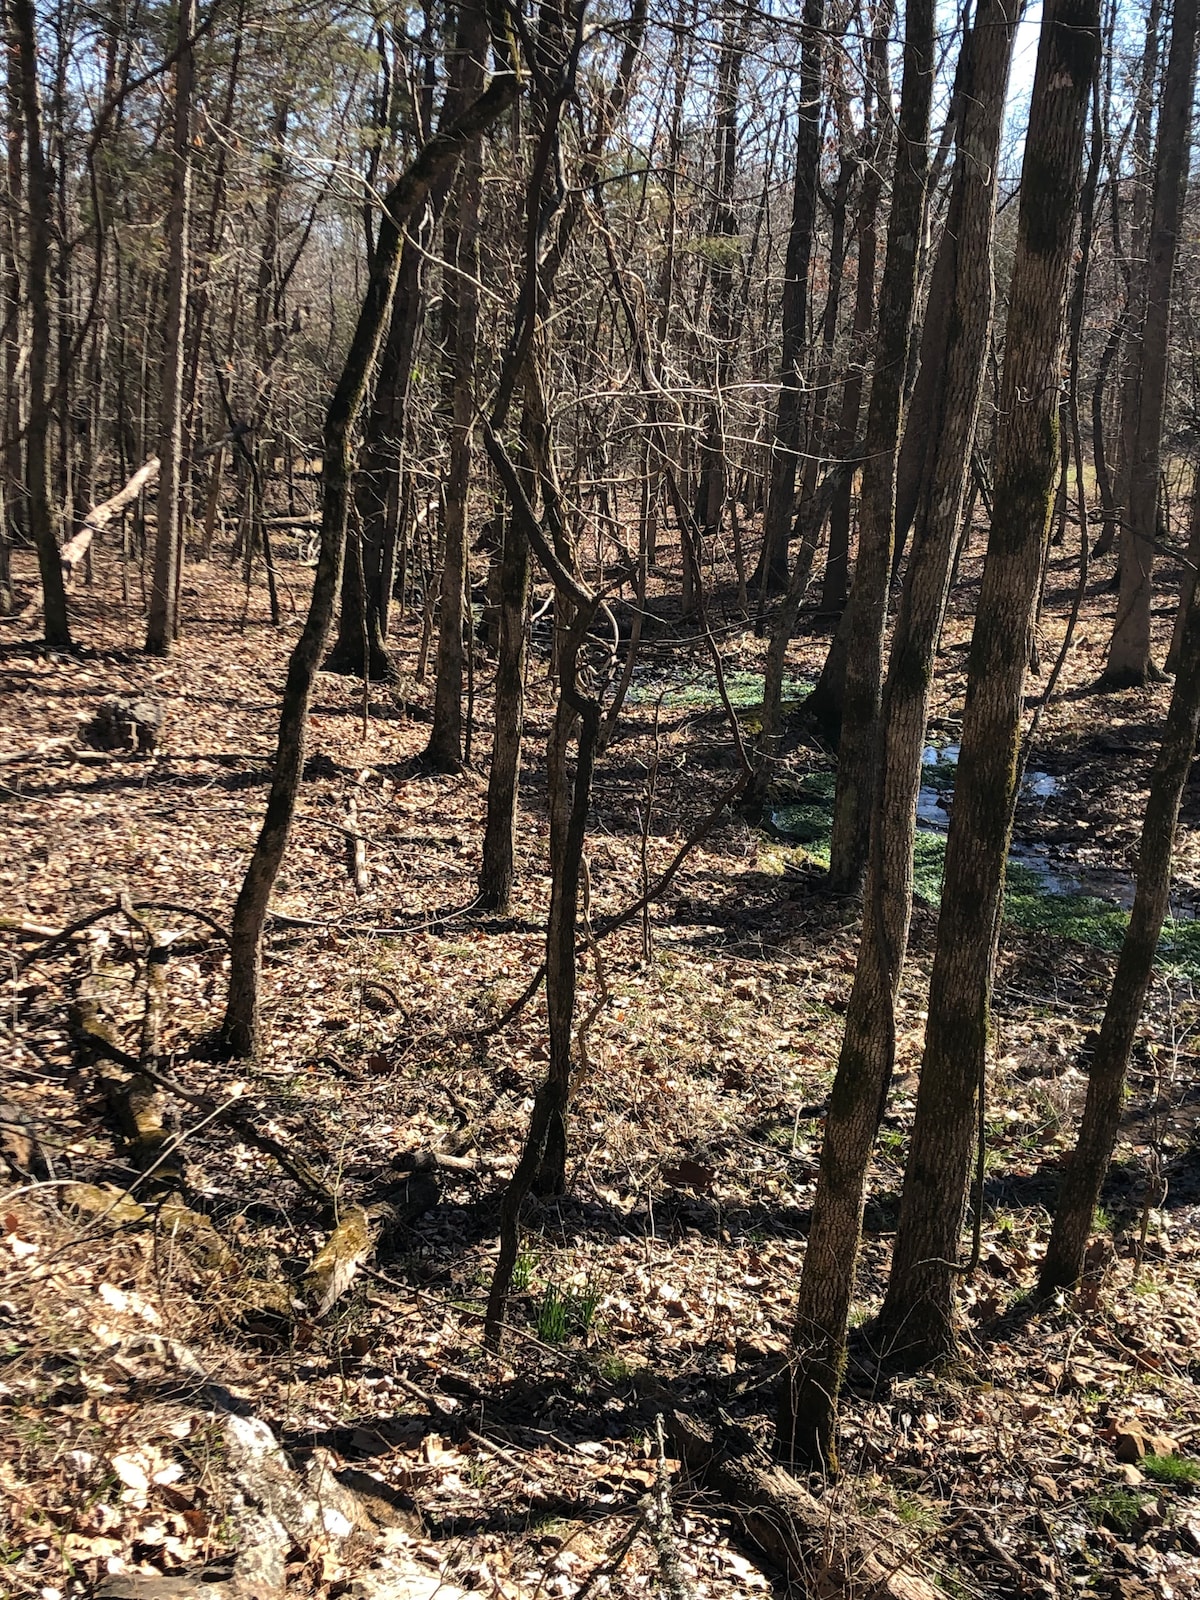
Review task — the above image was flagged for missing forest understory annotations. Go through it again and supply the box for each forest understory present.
[4,515,1200,1600]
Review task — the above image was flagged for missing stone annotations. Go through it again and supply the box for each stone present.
[89,695,165,753]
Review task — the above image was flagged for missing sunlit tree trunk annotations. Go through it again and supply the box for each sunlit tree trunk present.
[777,0,1018,1472]
[873,0,1100,1364]
[11,0,69,647]
[1100,0,1199,687]
[146,0,196,654]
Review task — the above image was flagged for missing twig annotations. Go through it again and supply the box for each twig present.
[472,768,748,1040]
[264,898,482,936]
[647,1413,695,1600]
[573,1510,648,1600]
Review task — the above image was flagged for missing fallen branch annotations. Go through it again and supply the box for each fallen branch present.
[70,1002,334,1208]
[0,915,61,939]
[657,1405,941,1600]
[60,455,160,579]
[345,791,369,894]
[647,1414,694,1600]
[15,899,227,973]
[0,735,75,765]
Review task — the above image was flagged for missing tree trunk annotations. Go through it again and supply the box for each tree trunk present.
[1041,472,1200,1292]
[11,0,69,648]
[755,0,824,594]
[1098,0,1162,565]
[477,504,531,912]
[872,0,1100,1365]
[145,0,196,655]
[777,0,1018,1473]
[2,2,24,566]
[426,7,487,770]
[819,0,935,895]
[686,1,750,620]
[327,6,491,683]
[1100,0,1199,687]
[221,68,518,1057]
[820,3,892,623]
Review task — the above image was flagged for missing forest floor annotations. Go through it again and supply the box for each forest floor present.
[3,521,1200,1600]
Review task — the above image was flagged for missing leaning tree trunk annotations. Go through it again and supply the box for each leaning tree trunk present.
[11,0,69,648]
[777,0,1018,1474]
[145,0,195,656]
[871,0,1100,1366]
[1041,471,1200,1292]
[817,0,934,895]
[221,70,518,1057]
[1100,0,1199,687]
[327,2,492,683]
[326,240,426,680]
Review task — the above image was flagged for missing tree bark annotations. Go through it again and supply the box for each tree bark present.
[755,0,824,594]
[1040,470,1200,1292]
[426,7,488,770]
[818,0,935,895]
[1096,0,1161,564]
[687,1,750,619]
[778,0,1018,1472]
[145,0,196,655]
[1100,0,1199,687]
[11,0,69,648]
[873,0,1100,1365]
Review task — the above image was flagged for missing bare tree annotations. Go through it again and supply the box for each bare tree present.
[1100,0,1199,686]
[146,0,197,655]
[221,63,518,1057]
[777,0,1018,1472]
[873,0,1100,1365]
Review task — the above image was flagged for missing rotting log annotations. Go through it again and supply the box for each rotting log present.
[657,1405,941,1600]
[60,455,160,580]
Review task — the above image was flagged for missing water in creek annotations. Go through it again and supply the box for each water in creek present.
[769,743,1200,959]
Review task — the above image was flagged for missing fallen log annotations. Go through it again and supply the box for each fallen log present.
[657,1405,942,1600]
[61,455,160,579]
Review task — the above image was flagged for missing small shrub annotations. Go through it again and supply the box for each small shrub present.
[1143,1454,1200,1487]
[1084,1486,1149,1535]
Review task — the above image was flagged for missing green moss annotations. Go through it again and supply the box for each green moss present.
[1004,868,1200,977]
[627,670,810,712]
[912,833,947,904]
[769,802,831,843]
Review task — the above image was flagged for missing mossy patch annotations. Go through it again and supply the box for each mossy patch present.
[627,669,810,713]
